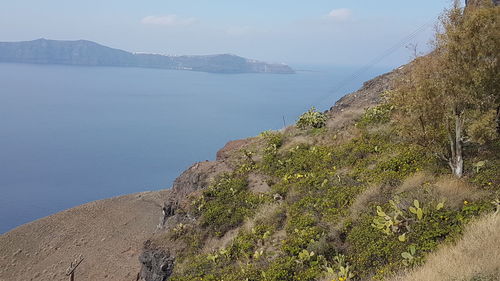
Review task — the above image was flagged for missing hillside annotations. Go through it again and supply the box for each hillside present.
[0,39,295,74]
[0,3,498,281]
[136,4,499,279]
[135,53,499,281]
[136,55,499,281]
[0,191,168,281]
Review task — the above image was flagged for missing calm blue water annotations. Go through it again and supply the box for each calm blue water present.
[0,63,391,233]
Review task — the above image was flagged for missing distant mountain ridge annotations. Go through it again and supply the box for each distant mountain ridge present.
[0,39,295,74]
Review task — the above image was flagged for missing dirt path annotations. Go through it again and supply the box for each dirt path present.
[0,190,168,281]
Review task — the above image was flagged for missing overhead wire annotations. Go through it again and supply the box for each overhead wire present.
[312,16,439,108]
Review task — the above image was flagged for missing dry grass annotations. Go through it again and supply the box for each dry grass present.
[247,172,271,193]
[202,227,240,253]
[201,203,283,253]
[280,135,314,151]
[242,203,282,231]
[349,184,384,218]
[396,173,486,210]
[396,172,433,194]
[388,213,500,281]
[326,108,365,130]
[430,176,487,209]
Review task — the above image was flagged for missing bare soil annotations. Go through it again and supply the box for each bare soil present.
[0,190,168,281]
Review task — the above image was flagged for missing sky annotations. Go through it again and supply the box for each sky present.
[0,0,456,66]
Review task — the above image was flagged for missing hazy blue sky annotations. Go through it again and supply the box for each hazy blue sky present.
[0,0,456,66]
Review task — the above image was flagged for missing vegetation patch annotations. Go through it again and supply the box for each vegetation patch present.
[164,3,499,280]
[194,172,266,237]
[296,107,328,129]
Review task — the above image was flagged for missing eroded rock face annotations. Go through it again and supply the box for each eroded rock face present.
[216,139,252,161]
[156,161,231,224]
[326,67,405,130]
[140,160,233,280]
[139,243,175,281]
[172,161,225,196]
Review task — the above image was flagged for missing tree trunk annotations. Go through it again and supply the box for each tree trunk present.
[448,109,464,178]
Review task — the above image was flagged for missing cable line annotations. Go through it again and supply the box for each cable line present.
[313,16,438,108]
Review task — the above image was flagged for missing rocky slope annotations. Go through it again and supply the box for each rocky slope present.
[326,65,405,130]
[0,39,295,74]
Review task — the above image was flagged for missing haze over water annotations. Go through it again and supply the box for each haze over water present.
[0,63,389,233]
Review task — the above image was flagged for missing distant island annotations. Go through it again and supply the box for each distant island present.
[0,39,295,74]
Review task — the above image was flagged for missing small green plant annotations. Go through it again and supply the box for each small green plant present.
[327,254,355,281]
[298,249,315,262]
[253,249,264,259]
[170,223,188,240]
[371,200,405,235]
[296,107,327,129]
[472,160,487,173]
[260,131,283,151]
[409,200,424,220]
[436,201,445,211]
[325,258,355,281]
[207,252,219,264]
[401,245,416,266]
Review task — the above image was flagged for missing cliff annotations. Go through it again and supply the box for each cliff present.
[0,39,295,74]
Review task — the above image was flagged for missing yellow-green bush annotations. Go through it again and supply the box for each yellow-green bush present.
[296,107,328,129]
[194,173,265,237]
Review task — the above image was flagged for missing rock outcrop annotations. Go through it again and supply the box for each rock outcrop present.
[139,243,175,281]
[138,161,231,280]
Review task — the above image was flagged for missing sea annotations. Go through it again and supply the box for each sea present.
[0,62,392,233]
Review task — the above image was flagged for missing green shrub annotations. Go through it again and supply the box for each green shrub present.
[357,104,394,128]
[296,107,327,129]
[467,109,498,145]
[261,256,297,281]
[260,131,284,151]
[194,173,264,237]
[469,158,500,188]
[371,145,430,185]
[347,197,493,279]
[347,213,407,276]
[332,134,390,167]
[229,224,276,259]
[260,131,285,172]
[263,144,335,178]
[170,85,498,281]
